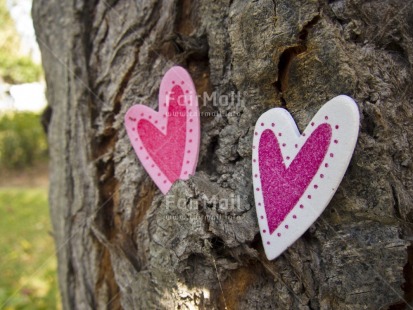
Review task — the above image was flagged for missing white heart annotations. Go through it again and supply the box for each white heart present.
[252,95,360,260]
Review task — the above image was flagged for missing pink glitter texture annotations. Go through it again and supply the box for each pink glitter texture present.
[258,123,332,234]
[138,85,186,182]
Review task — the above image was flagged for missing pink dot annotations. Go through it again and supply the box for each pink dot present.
[162,126,165,130]
[187,101,190,104]
[187,150,191,154]
[163,103,166,107]
[255,132,258,136]
[253,159,256,163]
[325,116,329,120]
[320,174,324,178]
[151,164,154,168]
[325,163,329,168]
[158,173,161,176]
[314,185,318,189]
[286,156,290,160]
[335,125,339,129]
[295,144,298,148]
[146,156,149,160]
[189,129,193,133]
[285,225,289,229]
[256,188,260,192]
[163,114,166,118]
[271,123,275,127]
[278,133,282,137]
[172,81,175,84]
[254,174,258,178]
[300,204,304,209]
[181,81,184,85]
[188,109,192,113]
[330,153,334,157]
[267,241,270,245]
[258,203,261,206]
[277,233,281,237]
[303,133,306,136]
[186,161,190,164]
[135,138,138,141]
[189,139,192,143]
[155,120,158,124]
[148,116,152,119]
[263,229,266,233]
[334,139,338,144]
[308,195,312,199]
[139,146,143,150]
[293,215,297,219]
[185,90,189,94]
[260,215,264,219]
[163,180,167,183]
[165,91,168,95]
[311,122,314,126]
[184,171,188,175]
[282,143,286,147]
[189,119,193,122]
[261,122,264,126]
[140,113,144,116]
[132,128,135,131]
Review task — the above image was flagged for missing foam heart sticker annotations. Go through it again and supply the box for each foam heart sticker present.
[124,66,200,194]
[252,95,359,260]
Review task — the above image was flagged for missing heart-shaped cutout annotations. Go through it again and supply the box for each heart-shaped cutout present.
[252,95,359,260]
[124,66,200,194]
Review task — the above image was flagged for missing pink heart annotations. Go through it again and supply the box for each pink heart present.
[252,95,359,260]
[259,123,332,234]
[124,66,200,194]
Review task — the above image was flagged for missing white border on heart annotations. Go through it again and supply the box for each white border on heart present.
[252,95,359,260]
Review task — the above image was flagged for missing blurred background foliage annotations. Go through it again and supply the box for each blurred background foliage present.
[0,0,42,84]
[0,0,59,308]
[0,112,48,170]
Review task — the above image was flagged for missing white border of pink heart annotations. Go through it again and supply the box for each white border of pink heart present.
[252,95,359,260]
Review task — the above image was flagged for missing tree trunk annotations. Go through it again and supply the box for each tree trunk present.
[32,0,413,309]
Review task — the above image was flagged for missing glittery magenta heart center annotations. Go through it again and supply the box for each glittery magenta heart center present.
[259,123,332,234]
[137,85,186,183]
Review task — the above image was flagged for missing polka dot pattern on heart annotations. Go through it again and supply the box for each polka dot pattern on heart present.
[252,111,342,246]
[251,96,359,259]
[124,66,201,194]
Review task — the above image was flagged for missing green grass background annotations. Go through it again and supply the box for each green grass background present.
[0,187,59,309]
[0,0,59,307]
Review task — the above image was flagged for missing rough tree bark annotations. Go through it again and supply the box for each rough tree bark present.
[33,0,413,309]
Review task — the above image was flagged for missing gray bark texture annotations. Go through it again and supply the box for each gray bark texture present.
[33,0,413,309]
